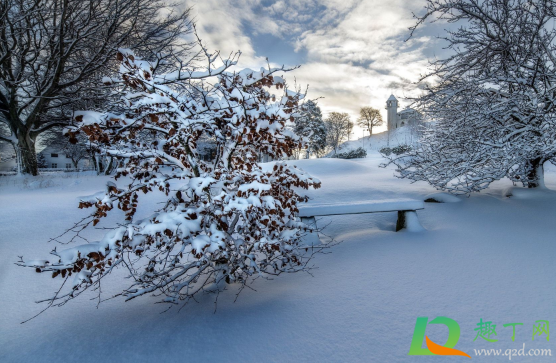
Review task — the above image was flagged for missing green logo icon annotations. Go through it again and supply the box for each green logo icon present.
[409,317,471,358]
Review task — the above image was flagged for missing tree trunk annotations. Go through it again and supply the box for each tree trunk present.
[104,156,115,175]
[17,133,38,175]
[6,115,39,175]
[527,158,545,188]
[92,153,102,174]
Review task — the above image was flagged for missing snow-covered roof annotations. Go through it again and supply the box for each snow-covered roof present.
[38,142,63,154]
[387,94,398,101]
[399,108,415,114]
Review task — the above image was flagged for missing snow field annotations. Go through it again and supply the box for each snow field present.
[1,151,556,362]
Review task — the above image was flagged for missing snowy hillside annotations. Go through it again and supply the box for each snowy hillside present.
[332,125,420,156]
[2,154,556,362]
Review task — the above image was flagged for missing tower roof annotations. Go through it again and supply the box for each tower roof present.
[387,94,398,101]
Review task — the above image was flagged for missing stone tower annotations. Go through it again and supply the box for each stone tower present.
[386,94,398,131]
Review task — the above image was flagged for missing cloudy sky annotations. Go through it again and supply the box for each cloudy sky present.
[182,0,449,135]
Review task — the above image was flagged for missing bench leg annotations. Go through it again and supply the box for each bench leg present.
[396,210,424,232]
[300,216,322,245]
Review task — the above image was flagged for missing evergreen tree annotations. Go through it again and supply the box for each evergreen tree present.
[293,100,327,158]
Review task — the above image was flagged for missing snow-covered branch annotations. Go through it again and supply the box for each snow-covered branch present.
[19,46,323,313]
[394,0,556,193]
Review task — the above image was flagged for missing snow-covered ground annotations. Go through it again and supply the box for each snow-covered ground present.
[1,152,556,362]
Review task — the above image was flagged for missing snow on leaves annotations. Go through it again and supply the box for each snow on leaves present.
[19,44,321,311]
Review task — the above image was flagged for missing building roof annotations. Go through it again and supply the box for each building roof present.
[399,108,415,114]
[387,94,398,101]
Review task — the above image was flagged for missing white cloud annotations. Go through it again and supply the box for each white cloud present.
[291,0,433,131]
[183,0,275,67]
[182,0,440,134]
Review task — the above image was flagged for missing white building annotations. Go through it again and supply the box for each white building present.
[0,143,16,172]
[38,143,91,169]
[385,94,419,131]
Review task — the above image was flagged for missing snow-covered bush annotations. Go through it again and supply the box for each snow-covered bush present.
[379,147,392,156]
[380,145,411,157]
[36,154,47,168]
[332,147,367,159]
[18,42,322,310]
[391,144,412,155]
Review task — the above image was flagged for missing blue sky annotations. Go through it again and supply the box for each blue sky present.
[183,0,449,134]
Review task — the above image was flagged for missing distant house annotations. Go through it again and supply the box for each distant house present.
[197,139,217,162]
[385,94,420,131]
[258,153,273,163]
[38,142,91,169]
[0,143,16,172]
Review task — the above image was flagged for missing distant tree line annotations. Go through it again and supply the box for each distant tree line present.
[293,103,383,159]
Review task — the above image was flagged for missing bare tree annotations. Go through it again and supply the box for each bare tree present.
[357,107,383,137]
[388,0,556,193]
[0,0,192,175]
[325,112,353,155]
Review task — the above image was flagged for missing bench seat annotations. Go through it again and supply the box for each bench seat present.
[299,199,425,245]
[299,199,424,218]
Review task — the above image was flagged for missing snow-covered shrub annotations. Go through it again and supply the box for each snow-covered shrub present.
[424,193,461,203]
[379,147,392,156]
[390,144,412,155]
[333,147,367,159]
[19,43,322,310]
[380,145,410,156]
[36,154,47,168]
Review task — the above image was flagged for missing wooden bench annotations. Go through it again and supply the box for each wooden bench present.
[299,199,425,245]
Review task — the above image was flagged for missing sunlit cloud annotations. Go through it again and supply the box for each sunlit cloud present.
[183,0,444,134]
